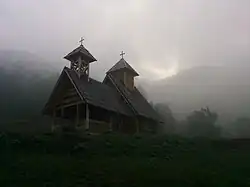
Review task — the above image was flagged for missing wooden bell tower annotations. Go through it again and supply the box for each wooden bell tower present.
[64,37,97,80]
[106,51,139,90]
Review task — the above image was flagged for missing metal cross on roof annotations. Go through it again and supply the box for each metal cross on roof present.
[79,37,84,46]
[120,51,125,59]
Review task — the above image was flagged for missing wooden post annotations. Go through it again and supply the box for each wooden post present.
[51,109,56,132]
[136,118,139,134]
[117,119,119,132]
[78,56,82,78]
[76,104,79,127]
[87,65,90,81]
[109,116,113,132]
[119,117,123,133]
[85,103,89,130]
[61,107,64,118]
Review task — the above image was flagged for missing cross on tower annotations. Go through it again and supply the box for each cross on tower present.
[120,51,125,59]
[79,37,84,46]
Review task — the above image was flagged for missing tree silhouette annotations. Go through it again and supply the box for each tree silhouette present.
[186,107,220,137]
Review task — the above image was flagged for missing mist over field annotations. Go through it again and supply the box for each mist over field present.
[0,0,250,137]
[2,1,250,186]
[0,49,250,138]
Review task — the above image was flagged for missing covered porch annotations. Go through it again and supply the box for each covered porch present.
[52,101,139,134]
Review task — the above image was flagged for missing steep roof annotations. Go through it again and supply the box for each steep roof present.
[64,45,97,62]
[107,58,139,76]
[64,67,133,116]
[106,74,160,121]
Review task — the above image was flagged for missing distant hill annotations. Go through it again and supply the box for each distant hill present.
[0,50,59,125]
[145,66,250,123]
[1,50,250,128]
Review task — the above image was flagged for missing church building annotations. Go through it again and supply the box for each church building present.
[42,38,160,134]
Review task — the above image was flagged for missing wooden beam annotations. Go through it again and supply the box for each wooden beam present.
[56,101,84,109]
[87,64,90,81]
[64,91,78,98]
[64,70,85,101]
[85,103,89,130]
[51,109,56,133]
[78,56,82,78]
[89,119,106,125]
[61,96,80,105]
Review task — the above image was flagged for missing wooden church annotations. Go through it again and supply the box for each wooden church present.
[42,39,160,134]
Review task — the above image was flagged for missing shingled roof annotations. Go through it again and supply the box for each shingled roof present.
[64,45,97,62]
[106,74,160,121]
[64,67,133,116]
[107,58,139,76]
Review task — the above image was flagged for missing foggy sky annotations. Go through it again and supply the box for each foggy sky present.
[0,0,250,80]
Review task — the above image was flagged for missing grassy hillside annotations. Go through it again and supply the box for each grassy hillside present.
[1,133,250,186]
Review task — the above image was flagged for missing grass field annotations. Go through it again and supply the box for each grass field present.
[1,132,250,187]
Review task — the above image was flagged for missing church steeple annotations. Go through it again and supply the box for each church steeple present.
[120,50,125,59]
[106,51,139,90]
[64,37,97,79]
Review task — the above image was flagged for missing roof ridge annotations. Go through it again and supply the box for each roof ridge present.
[107,74,138,115]
[106,58,139,76]
[108,74,160,121]
[64,67,85,101]
[64,44,97,62]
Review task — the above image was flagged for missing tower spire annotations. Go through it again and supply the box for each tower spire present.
[120,51,125,59]
[64,37,97,80]
[79,37,84,46]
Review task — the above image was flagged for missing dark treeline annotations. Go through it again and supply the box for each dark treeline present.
[153,103,250,139]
